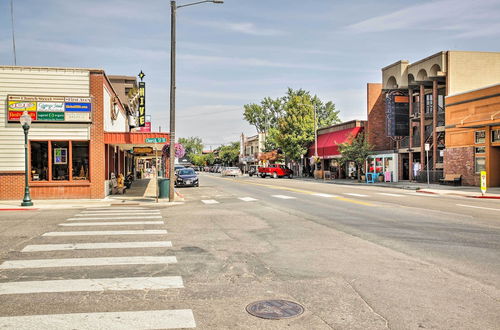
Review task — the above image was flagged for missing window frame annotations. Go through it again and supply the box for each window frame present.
[29,139,91,184]
[474,130,486,144]
[492,129,500,143]
[474,155,486,174]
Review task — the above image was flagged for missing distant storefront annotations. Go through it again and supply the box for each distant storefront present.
[0,66,169,200]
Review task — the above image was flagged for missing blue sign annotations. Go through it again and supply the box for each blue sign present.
[65,102,92,112]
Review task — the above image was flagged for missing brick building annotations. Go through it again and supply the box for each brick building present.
[0,65,169,200]
[375,51,500,182]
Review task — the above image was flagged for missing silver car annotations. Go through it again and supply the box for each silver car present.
[221,167,242,176]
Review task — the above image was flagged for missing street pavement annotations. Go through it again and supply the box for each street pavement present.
[0,173,499,329]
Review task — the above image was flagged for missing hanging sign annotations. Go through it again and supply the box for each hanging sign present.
[138,82,146,127]
[480,171,487,195]
[7,95,92,123]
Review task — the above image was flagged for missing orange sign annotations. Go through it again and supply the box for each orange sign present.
[8,111,36,121]
[394,96,409,103]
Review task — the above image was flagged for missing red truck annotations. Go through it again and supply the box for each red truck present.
[258,164,293,179]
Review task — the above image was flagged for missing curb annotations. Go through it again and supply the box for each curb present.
[469,195,500,199]
[0,208,39,211]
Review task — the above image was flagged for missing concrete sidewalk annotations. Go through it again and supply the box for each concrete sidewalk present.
[293,176,500,199]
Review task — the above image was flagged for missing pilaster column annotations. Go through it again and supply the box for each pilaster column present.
[420,83,425,167]
[432,80,438,169]
[408,88,413,181]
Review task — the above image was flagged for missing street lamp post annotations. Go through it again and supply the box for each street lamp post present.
[20,111,33,206]
[313,104,318,177]
[169,0,223,202]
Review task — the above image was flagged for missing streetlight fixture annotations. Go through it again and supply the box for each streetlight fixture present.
[20,111,33,206]
[169,0,223,201]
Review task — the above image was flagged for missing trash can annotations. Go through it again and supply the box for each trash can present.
[158,178,170,199]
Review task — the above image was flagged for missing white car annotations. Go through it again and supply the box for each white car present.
[222,167,242,176]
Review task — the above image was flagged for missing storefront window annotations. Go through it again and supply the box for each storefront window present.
[492,129,500,143]
[475,156,486,173]
[72,141,89,180]
[475,147,486,154]
[384,157,393,172]
[30,142,48,181]
[52,141,69,180]
[375,158,383,173]
[475,131,485,144]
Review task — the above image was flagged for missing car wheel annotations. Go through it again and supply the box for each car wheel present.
[288,174,293,179]
[272,172,278,179]
[249,173,253,177]
[260,174,266,178]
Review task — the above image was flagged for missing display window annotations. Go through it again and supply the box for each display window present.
[30,140,90,182]
[475,131,485,144]
[475,156,486,173]
[492,129,500,143]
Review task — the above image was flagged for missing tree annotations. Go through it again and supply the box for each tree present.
[338,132,373,181]
[217,142,240,166]
[178,137,203,160]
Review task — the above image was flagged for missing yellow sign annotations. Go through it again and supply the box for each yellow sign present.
[8,101,37,112]
[480,171,487,195]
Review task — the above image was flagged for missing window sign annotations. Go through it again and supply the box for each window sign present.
[475,147,486,154]
[475,131,485,144]
[54,148,68,165]
[492,129,500,143]
[475,156,486,173]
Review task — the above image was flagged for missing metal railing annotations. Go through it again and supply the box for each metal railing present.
[415,169,443,183]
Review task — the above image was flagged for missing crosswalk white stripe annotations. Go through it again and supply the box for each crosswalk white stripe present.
[59,221,164,227]
[42,230,167,236]
[239,197,258,202]
[86,207,148,210]
[406,192,439,197]
[343,193,368,197]
[312,193,339,198]
[0,276,184,295]
[456,204,500,211]
[0,309,196,329]
[202,199,219,204]
[81,209,158,213]
[67,216,162,220]
[21,241,173,252]
[0,256,177,269]
[272,195,296,199]
[77,212,160,216]
[377,193,405,197]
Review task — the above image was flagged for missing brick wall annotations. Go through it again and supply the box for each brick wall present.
[443,147,478,186]
[367,83,392,151]
[89,72,106,199]
[0,172,24,200]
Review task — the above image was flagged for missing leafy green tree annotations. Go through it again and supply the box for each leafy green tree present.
[338,132,373,181]
[178,137,203,161]
[218,142,240,166]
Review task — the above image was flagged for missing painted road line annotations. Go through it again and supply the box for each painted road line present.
[59,221,165,227]
[377,193,405,197]
[202,200,219,204]
[0,256,177,269]
[334,197,374,206]
[0,309,196,329]
[77,212,160,216]
[272,195,296,199]
[67,215,162,220]
[239,197,258,202]
[42,230,167,236]
[0,276,184,295]
[406,192,439,197]
[343,193,368,197]
[456,204,500,211]
[312,193,339,198]
[21,241,173,252]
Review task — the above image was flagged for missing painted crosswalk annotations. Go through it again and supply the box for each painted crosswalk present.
[0,310,196,329]
[21,241,173,252]
[202,199,219,204]
[272,195,296,199]
[0,276,184,295]
[0,206,196,329]
[312,193,339,198]
[238,197,258,202]
[377,193,405,197]
[343,193,368,197]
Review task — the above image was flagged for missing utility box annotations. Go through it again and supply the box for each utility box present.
[158,178,170,199]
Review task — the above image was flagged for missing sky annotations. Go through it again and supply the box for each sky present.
[1,0,500,148]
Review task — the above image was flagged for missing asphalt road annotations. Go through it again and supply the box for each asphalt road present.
[0,174,499,329]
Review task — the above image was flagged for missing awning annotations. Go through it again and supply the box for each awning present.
[104,132,170,150]
[308,127,362,158]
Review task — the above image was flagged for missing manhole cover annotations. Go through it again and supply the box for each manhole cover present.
[246,300,304,320]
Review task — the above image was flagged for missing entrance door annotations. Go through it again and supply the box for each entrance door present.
[402,156,409,180]
[490,146,500,187]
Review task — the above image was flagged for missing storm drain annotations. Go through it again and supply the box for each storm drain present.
[246,300,304,320]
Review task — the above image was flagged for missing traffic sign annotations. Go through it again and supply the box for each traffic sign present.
[145,137,166,143]
[480,171,487,195]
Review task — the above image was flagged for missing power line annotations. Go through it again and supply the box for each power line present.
[10,0,17,65]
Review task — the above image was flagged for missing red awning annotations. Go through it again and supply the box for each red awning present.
[308,127,362,158]
[104,132,170,145]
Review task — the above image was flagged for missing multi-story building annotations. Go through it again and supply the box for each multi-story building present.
[239,133,265,171]
[373,51,500,183]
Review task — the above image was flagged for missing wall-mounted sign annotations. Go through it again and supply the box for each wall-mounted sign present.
[138,82,146,127]
[7,95,92,123]
[133,147,153,155]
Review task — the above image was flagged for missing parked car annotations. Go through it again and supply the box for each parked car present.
[258,164,293,178]
[248,165,260,177]
[222,167,242,176]
[175,168,199,187]
[174,165,185,173]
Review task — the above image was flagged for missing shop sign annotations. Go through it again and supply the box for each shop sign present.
[138,82,146,127]
[133,147,153,155]
[37,112,65,121]
[8,111,36,121]
[65,112,91,122]
[37,102,64,112]
[7,95,92,123]
[480,171,487,195]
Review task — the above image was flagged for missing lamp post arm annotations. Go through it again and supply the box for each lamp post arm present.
[177,0,216,9]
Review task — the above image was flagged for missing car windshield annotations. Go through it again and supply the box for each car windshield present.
[179,169,195,175]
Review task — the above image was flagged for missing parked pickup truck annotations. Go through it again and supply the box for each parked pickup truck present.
[258,164,293,179]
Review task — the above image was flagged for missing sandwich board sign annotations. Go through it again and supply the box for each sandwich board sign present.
[480,171,487,195]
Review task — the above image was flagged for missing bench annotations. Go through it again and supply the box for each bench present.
[439,174,461,186]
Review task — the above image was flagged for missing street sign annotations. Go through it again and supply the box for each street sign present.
[425,143,430,151]
[145,137,166,143]
[480,171,487,195]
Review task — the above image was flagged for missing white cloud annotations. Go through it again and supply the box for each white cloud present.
[189,20,285,36]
